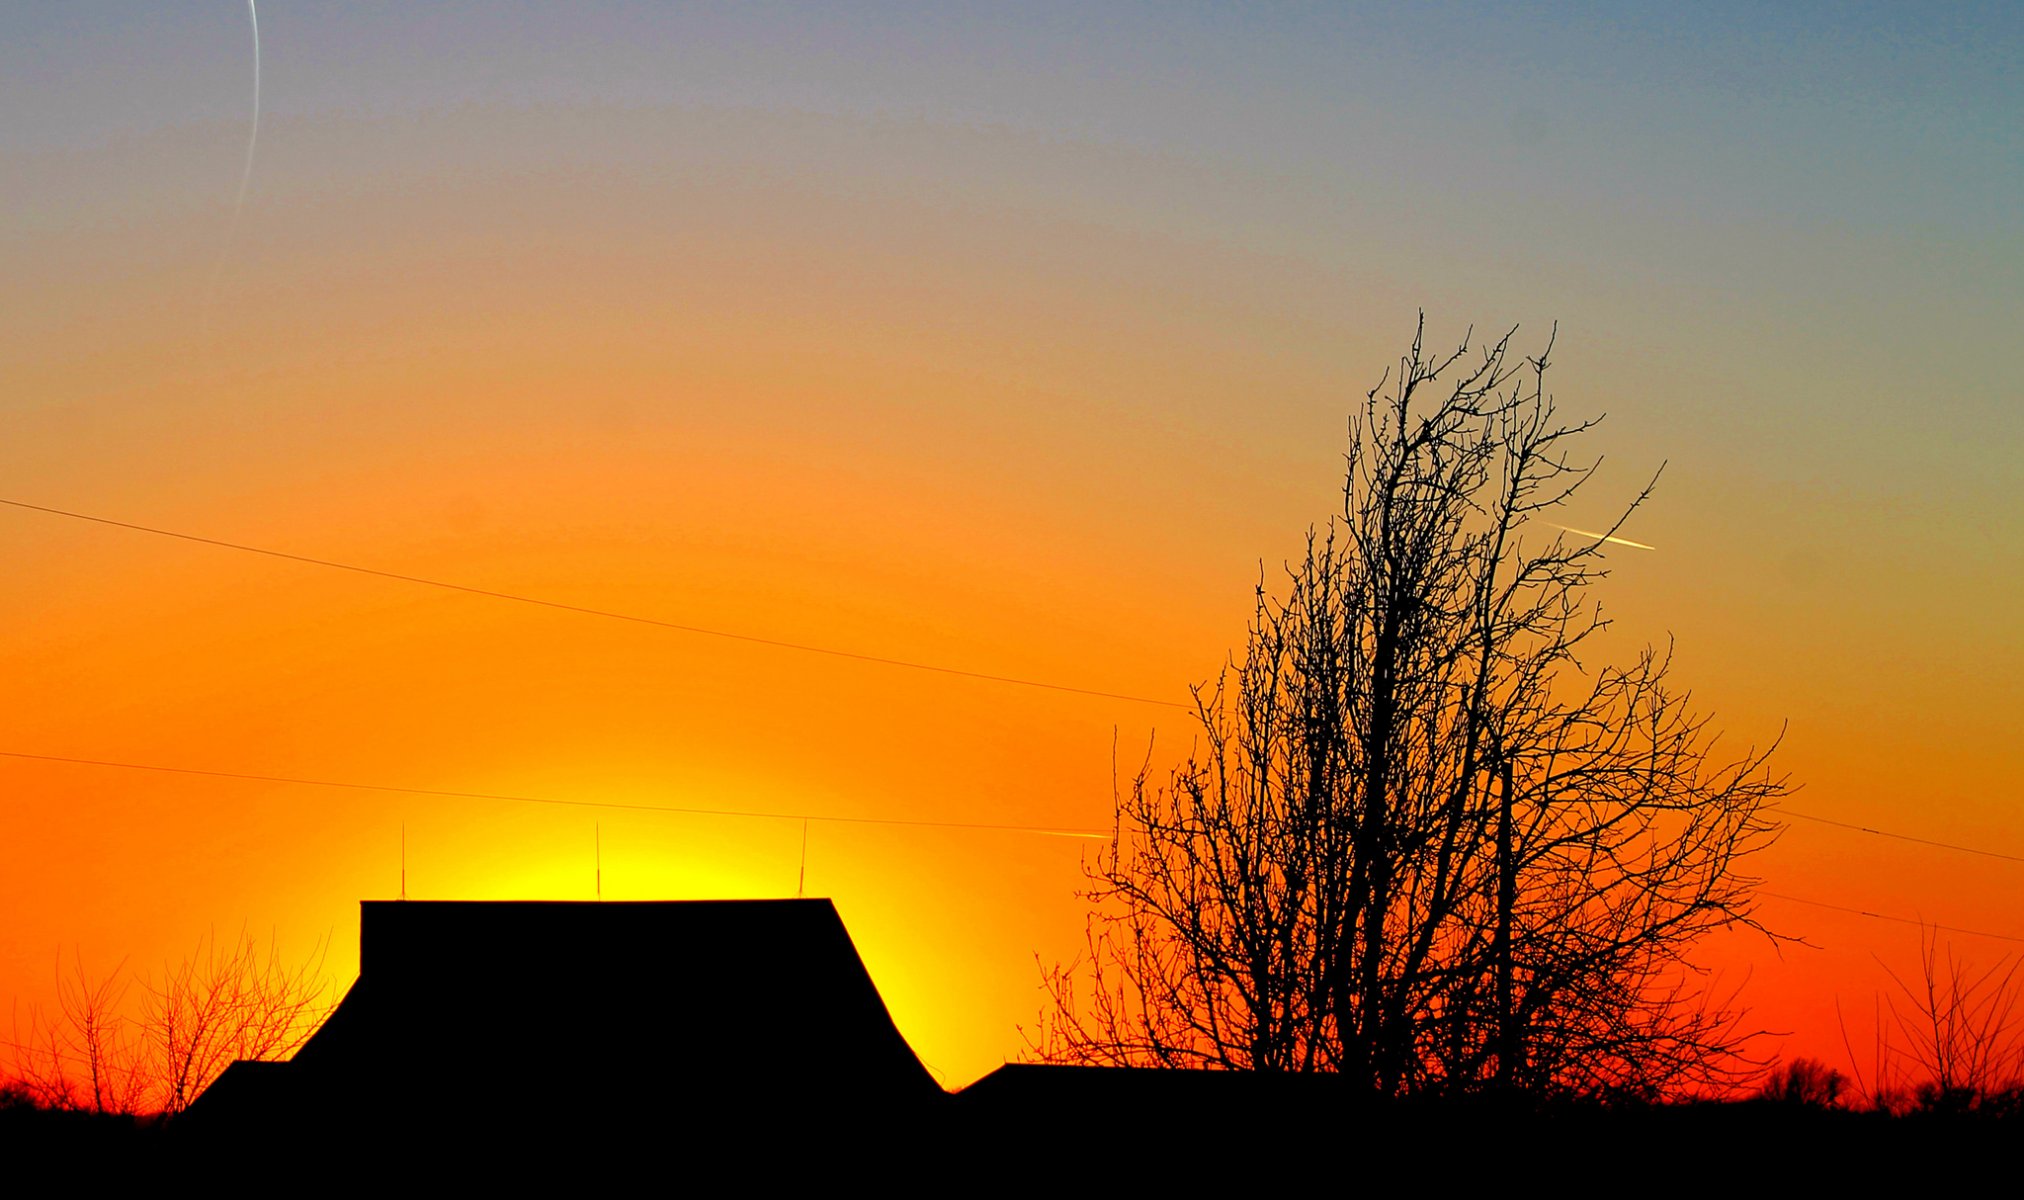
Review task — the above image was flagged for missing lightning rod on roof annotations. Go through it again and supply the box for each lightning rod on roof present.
[595,823,602,902]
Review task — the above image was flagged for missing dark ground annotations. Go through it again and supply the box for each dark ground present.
[7,1091,2016,1186]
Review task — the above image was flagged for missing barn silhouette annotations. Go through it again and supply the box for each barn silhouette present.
[182,897,1406,1172]
[187,899,950,1160]
[169,898,1992,1177]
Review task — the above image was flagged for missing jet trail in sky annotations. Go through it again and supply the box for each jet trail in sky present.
[1546,522,1656,551]
[233,1,261,216]
[202,1,261,339]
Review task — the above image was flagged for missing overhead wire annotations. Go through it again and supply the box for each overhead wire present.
[1779,809,2024,866]
[7,499,2023,945]
[9,750,2019,858]
[0,1032,99,1073]
[7,752,2022,934]
[1757,891,2024,946]
[0,498,1186,710]
[0,749,1110,838]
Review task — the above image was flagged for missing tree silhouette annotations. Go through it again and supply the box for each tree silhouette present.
[1759,1057,1847,1108]
[6,931,332,1116]
[1842,925,2024,1115]
[143,929,332,1114]
[1037,316,1787,1099]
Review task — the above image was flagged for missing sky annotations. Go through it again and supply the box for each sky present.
[3,2,2020,1090]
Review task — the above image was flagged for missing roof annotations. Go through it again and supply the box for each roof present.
[187,898,942,1143]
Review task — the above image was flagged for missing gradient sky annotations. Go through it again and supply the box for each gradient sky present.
[4,2,2020,1089]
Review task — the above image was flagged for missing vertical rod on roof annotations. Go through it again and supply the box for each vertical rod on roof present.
[596,823,603,901]
[400,822,407,901]
[797,820,809,899]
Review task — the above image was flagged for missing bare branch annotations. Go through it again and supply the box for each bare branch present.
[1038,315,1788,1100]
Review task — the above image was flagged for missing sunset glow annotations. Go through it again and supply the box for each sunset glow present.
[3,4,2020,1095]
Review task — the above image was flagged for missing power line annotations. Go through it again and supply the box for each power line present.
[0,750,1110,839]
[1781,809,2024,866]
[0,1032,98,1072]
[0,498,1186,710]
[9,749,2023,861]
[7,752,2021,1014]
[1758,891,2024,946]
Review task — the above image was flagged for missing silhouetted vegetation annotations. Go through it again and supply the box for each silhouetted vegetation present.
[1759,1057,1848,1107]
[1037,316,1788,1099]
[5,930,331,1117]
[0,900,2014,1174]
[1842,925,2024,1117]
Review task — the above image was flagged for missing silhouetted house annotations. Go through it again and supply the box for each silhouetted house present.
[176,897,1999,1180]
[160,896,2024,1175]
[187,899,942,1159]
[185,899,1503,1173]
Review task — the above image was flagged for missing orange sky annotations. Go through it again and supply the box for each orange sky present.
[4,6,2020,1091]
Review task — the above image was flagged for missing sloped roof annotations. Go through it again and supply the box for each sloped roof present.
[189,898,941,1143]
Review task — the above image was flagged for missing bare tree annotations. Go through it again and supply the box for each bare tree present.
[7,1007,84,1114]
[58,952,148,1116]
[1037,316,1787,1099]
[145,929,333,1114]
[1842,926,2024,1114]
[5,953,142,1115]
[5,930,332,1116]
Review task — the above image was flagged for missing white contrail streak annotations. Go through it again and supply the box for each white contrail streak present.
[233,1,261,215]
[1546,522,1656,551]
[202,1,260,340]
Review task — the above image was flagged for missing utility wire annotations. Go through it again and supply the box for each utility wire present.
[0,750,1110,839]
[12,749,2023,914]
[0,498,1186,710]
[15,507,2024,930]
[0,1032,98,1072]
[8,749,2022,860]
[1780,809,2024,866]
[1758,891,2024,946]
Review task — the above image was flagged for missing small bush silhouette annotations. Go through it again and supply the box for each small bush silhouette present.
[1759,1057,1846,1107]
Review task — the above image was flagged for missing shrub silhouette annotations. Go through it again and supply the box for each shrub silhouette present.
[1760,1057,1847,1107]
